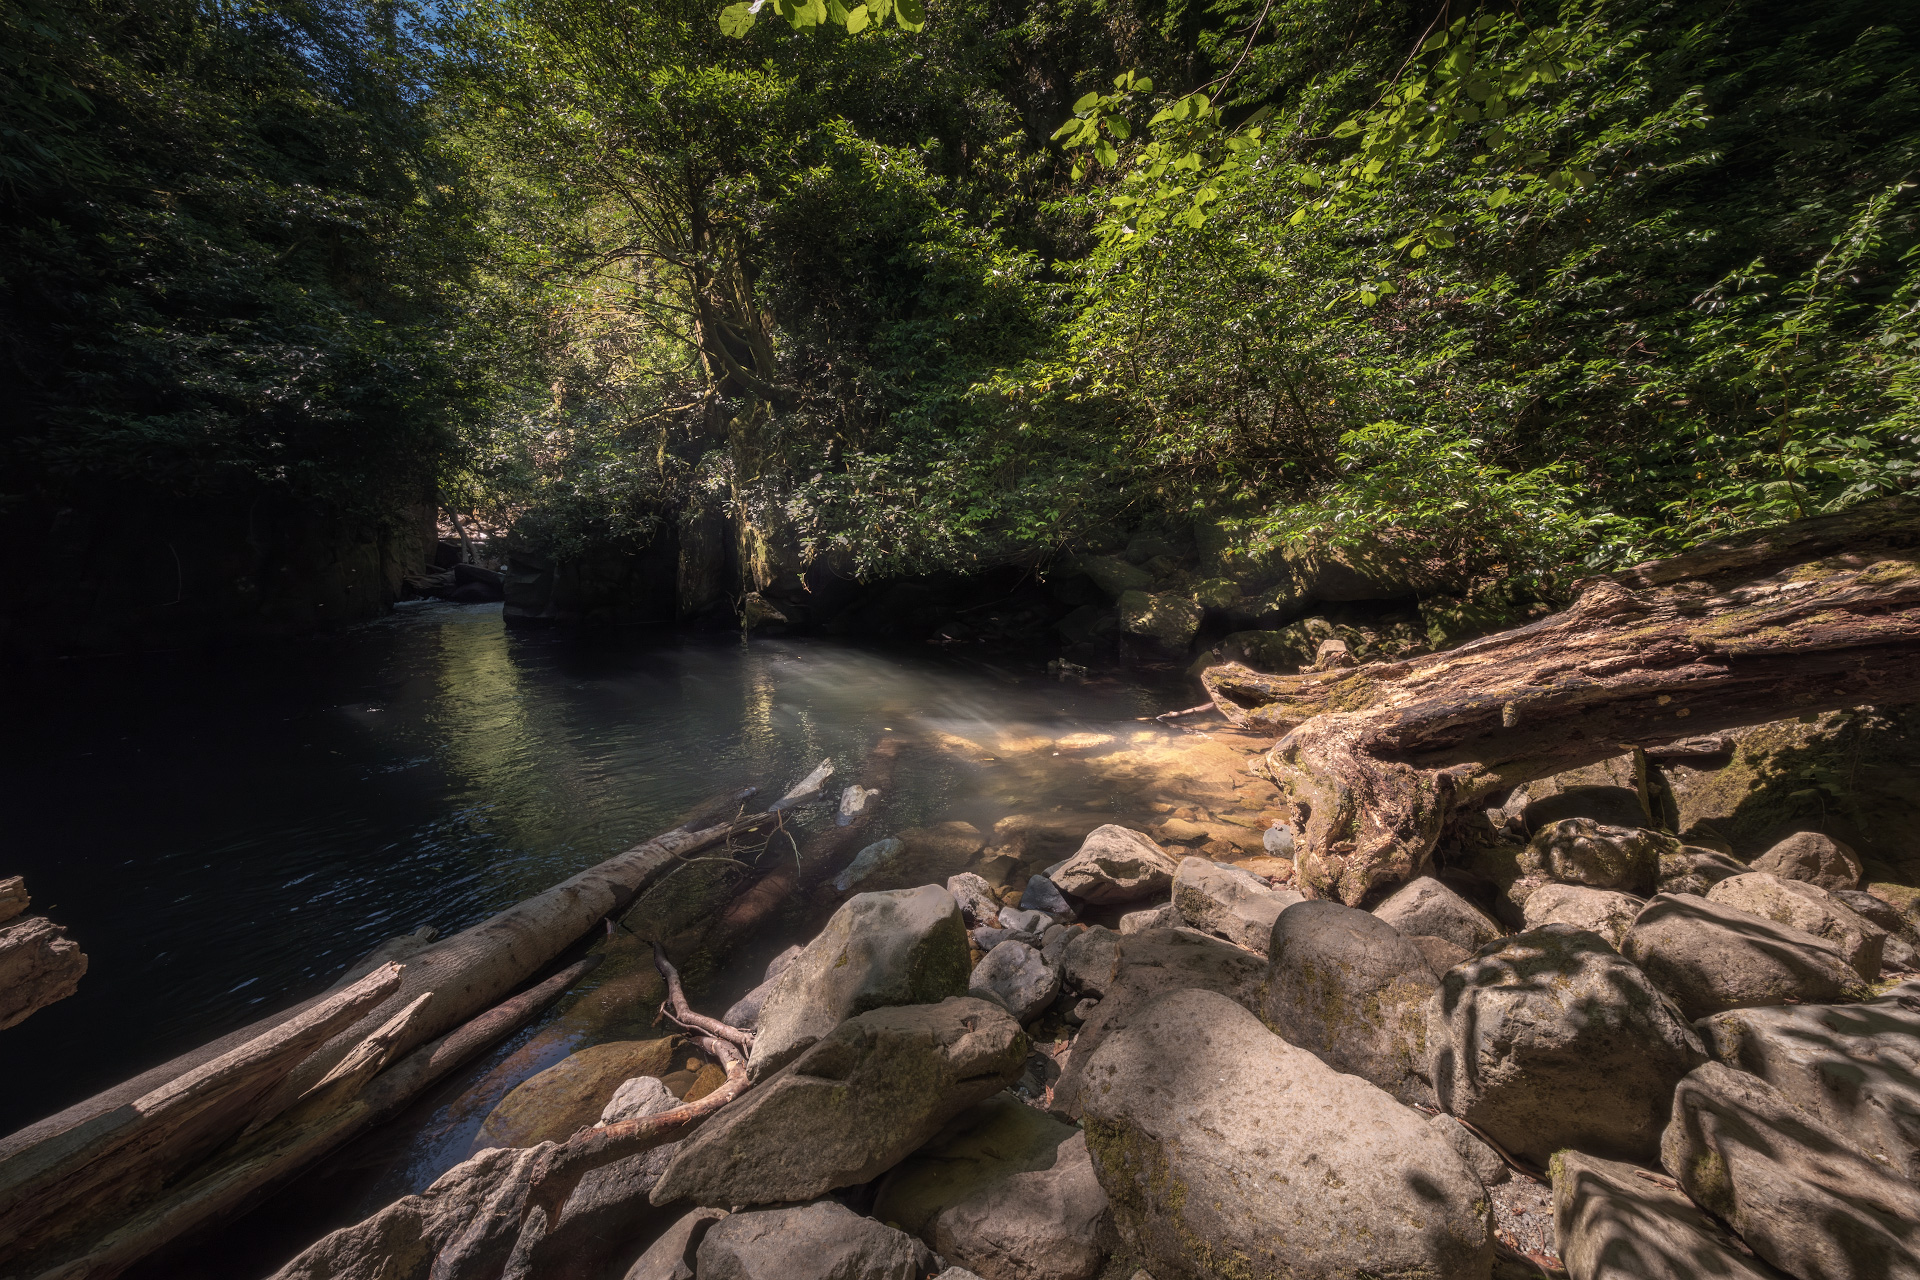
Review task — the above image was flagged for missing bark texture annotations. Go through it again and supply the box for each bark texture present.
[0,915,87,1030]
[1202,497,1920,904]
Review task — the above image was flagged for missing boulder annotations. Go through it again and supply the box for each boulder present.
[1049,827,1180,904]
[622,1207,726,1280]
[833,838,907,893]
[694,1202,936,1280]
[1082,989,1492,1280]
[1372,876,1504,952]
[1059,926,1121,998]
[723,946,804,1032]
[1428,924,1706,1164]
[1118,903,1174,935]
[1835,887,1919,941]
[1696,982,1920,1182]
[1019,875,1074,919]
[599,1076,677,1126]
[1040,924,1081,968]
[1264,900,1439,1105]
[650,998,1025,1208]
[477,1039,682,1149]
[1052,928,1268,1119]
[1551,1151,1777,1280]
[1263,824,1296,858]
[999,907,1052,933]
[1662,1062,1920,1280]
[1520,785,1650,834]
[947,873,1001,928]
[1520,884,1645,949]
[1620,893,1863,1019]
[970,940,1060,1023]
[873,1092,1110,1280]
[748,885,972,1080]
[1655,845,1749,897]
[1707,872,1886,979]
[1517,818,1667,899]
[1170,857,1302,954]
[1751,830,1863,892]
[1430,1113,1510,1187]
[1410,934,1472,977]
[1117,590,1202,652]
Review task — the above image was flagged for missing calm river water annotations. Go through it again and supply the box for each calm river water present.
[2,600,1188,1269]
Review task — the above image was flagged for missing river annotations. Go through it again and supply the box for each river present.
[4,600,1241,1275]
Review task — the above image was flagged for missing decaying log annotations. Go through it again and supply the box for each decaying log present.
[0,913,87,1030]
[9,957,597,1280]
[1202,497,1920,904]
[2,795,780,1279]
[0,962,405,1267]
[272,949,751,1280]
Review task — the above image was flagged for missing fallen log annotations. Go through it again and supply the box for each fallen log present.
[1,792,783,1280]
[1201,497,1920,904]
[0,913,87,1030]
[271,948,750,1280]
[9,957,598,1280]
[0,962,405,1269]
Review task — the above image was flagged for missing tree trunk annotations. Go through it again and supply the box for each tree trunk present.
[1201,497,1920,904]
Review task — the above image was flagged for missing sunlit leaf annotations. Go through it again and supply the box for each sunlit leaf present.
[717,1,756,36]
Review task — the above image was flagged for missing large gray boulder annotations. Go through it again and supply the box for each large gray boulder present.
[1170,857,1301,954]
[1707,872,1886,979]
[1751,830,1863,892]
[1059,926,1121,999]
[1049,827,1180,904]
[1081,989,1493,1280]
[694,1202,936,1280]
[1620,893,1863,1019]
[1520,884,1644,949]
[1428,924,1706,1165]
[1052,928,1267,1119]
[873,1092,1110,1280]
[622,1207,726,1280]
[748,885,972,1080]
[1372,876,1503,952]
[1697,981,1920,1182]
[1264,900,1439,1105]
[1662,1062,1920,1280]
[1551,1150,1778,1280]
[969,940,1060,1023]
[723,945,804,1032]
[1517,818,1667,899]
[651,998,1025,1208]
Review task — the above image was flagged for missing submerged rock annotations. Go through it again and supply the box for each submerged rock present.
[1264,900,1438,1105]
[1428,924,1706,1165]
[723,945,804,1032]
[476,1038,682,1150]
[1081,989,1492,1280]
[874,1092,1110,1280]
[748,885,971,1081]
[833,837,906,892]
[652,997,1025,1208]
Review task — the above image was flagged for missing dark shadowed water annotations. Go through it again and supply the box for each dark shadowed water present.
[0,601,1180,1148]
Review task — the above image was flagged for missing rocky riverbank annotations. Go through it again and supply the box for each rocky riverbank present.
[266,708,1920,1280]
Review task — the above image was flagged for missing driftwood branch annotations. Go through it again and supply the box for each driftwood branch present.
[651,942,754,1049]
[1201,497,1920,903]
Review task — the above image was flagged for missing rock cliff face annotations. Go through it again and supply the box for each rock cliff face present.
[1,492,437,658]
